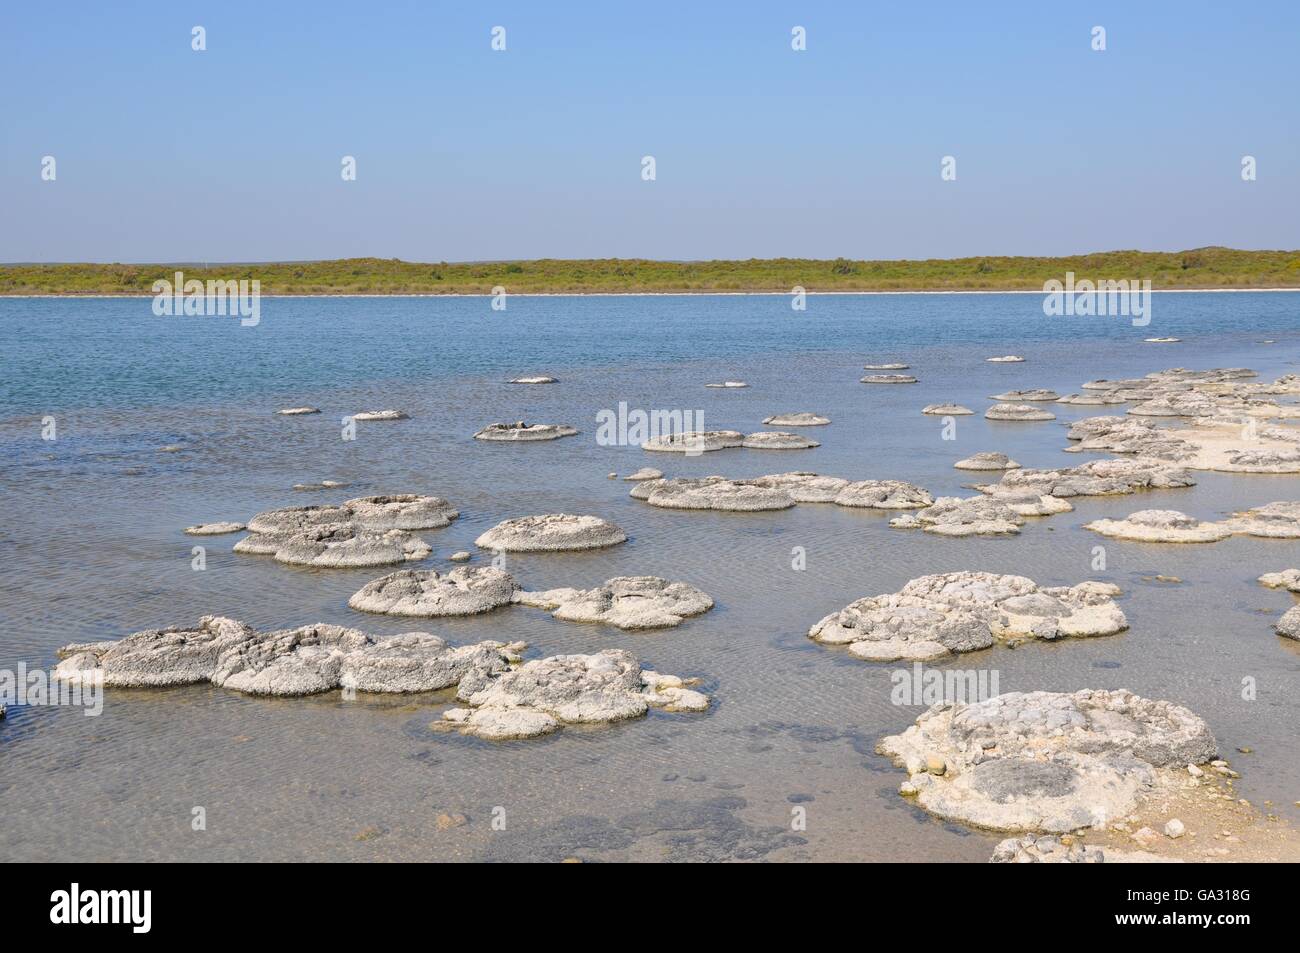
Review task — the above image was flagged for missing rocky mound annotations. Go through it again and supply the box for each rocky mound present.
[514,576,714,629]
[890,496,1024,536]
[439,649,709,740]
[741,431,820,449]
[1084,509,1234,543]
[954,452,1020,471]
[348,567,518,616]
[878,689,1217,832]
[53,615,523,697]
[985,403,1056,421]
[641,431,744,453]
[475,513,628,551]
[474,421,578,441]
[763,413,830,427]
[922,403,974,416]
[809,571,1126,661]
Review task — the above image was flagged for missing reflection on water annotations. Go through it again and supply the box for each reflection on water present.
[1,294,1298,861]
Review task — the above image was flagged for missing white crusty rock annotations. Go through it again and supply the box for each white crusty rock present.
[1144,337,1180,344]
[891,496,1024,537]
[741,431,820,450]
[507,376,557,384]
[184,521,246,535]
[292,479,349,491]
[985,403,1056,422]
[623,467,663,481]
[276,407,320,416]
[348,567,518,616]
[989,834,1105,863]
[641,430,744,453]
[474,421,577,442]
[922,403,974,416]
[976,457,1195,500]
[954,452,1020,471]
[345,494,459,530]
[636,476,796,511]
[246,503,353,535]
[1276,606,1300,641]
[861,374,918,384]
[439,648,708,740]
[990,389,1059,402]
[1056,393,1126,406]
[240,525,432,567]
[475,513,627,551]
[352,410,408,421]
[1217,448,1300,473]
[834,480,933,509]
[53,615,523,697]
[1258,569,1300,593]
[987,355,1025,363]
[863,363,909,370]
[513,576,713,630]
[1084,509,1233,544]
[1225,501,1300,538]
[749,471,850,503]
[704,380,748,388]
[808,572,1126,661]
[878,689,1218,832]
[763,413,830,427]
[448,551,472,562]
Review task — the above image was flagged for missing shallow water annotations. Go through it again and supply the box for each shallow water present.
[1,292,1298,862]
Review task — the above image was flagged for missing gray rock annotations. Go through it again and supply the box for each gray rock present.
[638,476,796,511]
[507,376,557,384]
[749,471,850,502]
[441,649,708,740]
[989,834,1105,863]
[834,480,933,509]
[514,576,714,630]
[954,452,1020,471]
[1084,509,1233,543]
[922,403,974,415]
[878,689,1218,833]
[344,494,459,530]
[763,413,831,427]
[809,571,1126,661]
[623,467,664,481]
[990,389,1059,402]
[985,403,1056,421]
[184,521,246,535]
[892,496,1023,537]
[863,363,909,370]
[1276,606,1300,640]
[474,421,578,441]
[861,374,918,384]
[641,430,744,453]
[351,410,408,421]
[347,567,518,617]
[53,615,522,697]
[1258,569,1300,593]
[741,431,820,449]
[276,407,320,415]
[475,513,627,551]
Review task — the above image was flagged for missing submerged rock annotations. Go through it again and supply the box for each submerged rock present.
[514,576,714,630]
[704,380,748,388]
[244,525,432,567]
[985,403,1056,421]
[763,413,831,427]
[348,567,518,616]
[878,689,1217,832]
[1085,509,1233,544]
[986,355,1026,363]
[507,376,558,384]
[276,407,320,416]
[641,430,744,453]
[990,389,1060,402]
[741,431,820,450]
[834,480,933,509]
[954,452,1020,471]
[184,521,246,535]
[474,421,577,441]
[861,374,918,384]
[922,403,974,416]
[623,467,664,481]
[809,572,1125,661]
[292,480,350,491]
[475,513,627,551]
[863,363,910,370]
[440,649,708,740]
[246,504,353,535]
[352,410,408,421]
[53,615,523,697]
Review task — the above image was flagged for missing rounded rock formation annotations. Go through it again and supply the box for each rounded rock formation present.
[475,513,628,551]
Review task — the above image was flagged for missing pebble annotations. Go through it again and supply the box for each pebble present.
[1164,818,1186,838]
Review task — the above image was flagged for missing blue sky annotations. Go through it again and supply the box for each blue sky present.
[3,1,1297,262]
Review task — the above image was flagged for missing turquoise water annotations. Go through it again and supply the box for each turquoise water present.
[1,292,1298,862]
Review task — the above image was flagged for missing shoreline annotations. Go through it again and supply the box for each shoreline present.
[5,287,1300,299]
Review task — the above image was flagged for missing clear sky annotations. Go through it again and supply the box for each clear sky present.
[3,1,1297,263]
